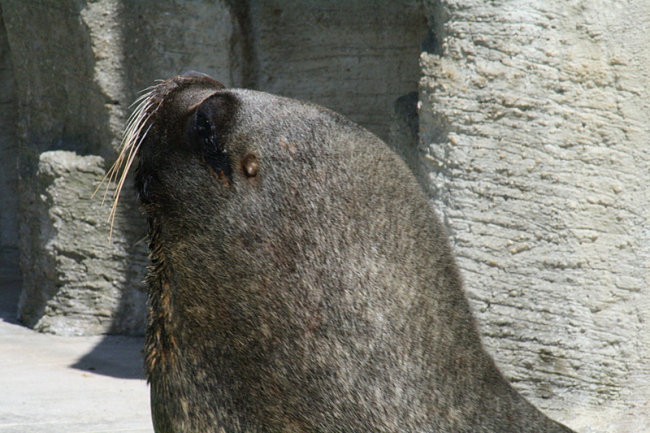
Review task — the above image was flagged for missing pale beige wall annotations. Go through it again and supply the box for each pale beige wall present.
[420,1,650,430]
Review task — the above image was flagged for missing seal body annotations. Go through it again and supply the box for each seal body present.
[118,73,575,433]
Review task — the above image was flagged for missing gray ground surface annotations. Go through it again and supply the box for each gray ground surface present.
[0,266,153,433]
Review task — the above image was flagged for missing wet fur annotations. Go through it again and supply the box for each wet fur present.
[113,74,575,433]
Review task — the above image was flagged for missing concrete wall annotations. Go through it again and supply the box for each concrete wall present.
[2,0,141,335]
[420,1,649,430]
[249,0,428,141]
[0,0,647,430]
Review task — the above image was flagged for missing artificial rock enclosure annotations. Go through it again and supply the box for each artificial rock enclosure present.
[0,1,647,431]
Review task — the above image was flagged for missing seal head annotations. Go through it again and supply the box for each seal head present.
[115,73,575,433]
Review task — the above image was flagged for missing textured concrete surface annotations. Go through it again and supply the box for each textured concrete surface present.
[2,1,148,337]
[420,1,650,430]
[250,0,428,142]
[17,151,147,336]
[122,0,239,91]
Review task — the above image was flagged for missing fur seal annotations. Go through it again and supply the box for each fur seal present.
[110,72,575,433]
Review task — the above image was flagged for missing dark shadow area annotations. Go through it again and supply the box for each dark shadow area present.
[0,4,20,326]
[0,247,21,324]
[71,334,147,380]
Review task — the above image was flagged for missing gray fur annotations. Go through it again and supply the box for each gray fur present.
[121,74,575,433]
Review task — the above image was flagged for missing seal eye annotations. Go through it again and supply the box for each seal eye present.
[191,106,232,181]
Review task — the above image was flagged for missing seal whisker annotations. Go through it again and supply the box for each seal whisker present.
[94,83,161,240]
[129,85,158,109]
[109,121,152,229]
[106,117,153,239]
[93,86,159,201]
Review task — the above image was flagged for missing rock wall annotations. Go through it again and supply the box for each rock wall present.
[18,151,147,335]
[420,1,649,430]
[248,0,428,141]
[2,0,142,336]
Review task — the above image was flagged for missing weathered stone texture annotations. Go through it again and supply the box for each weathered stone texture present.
[17,151,147,336]
[249,0,428,141]
[420,1,649,430]
[1,0,145,335]
[122,0,241,91]
[2,1,112,161]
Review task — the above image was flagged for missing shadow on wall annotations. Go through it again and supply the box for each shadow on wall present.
[0,3,20,325]
[1,1,435,379]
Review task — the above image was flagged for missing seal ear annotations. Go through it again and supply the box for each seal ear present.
[188,94,237,181]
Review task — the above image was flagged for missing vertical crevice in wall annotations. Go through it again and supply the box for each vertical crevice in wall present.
[388,91,422,183]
